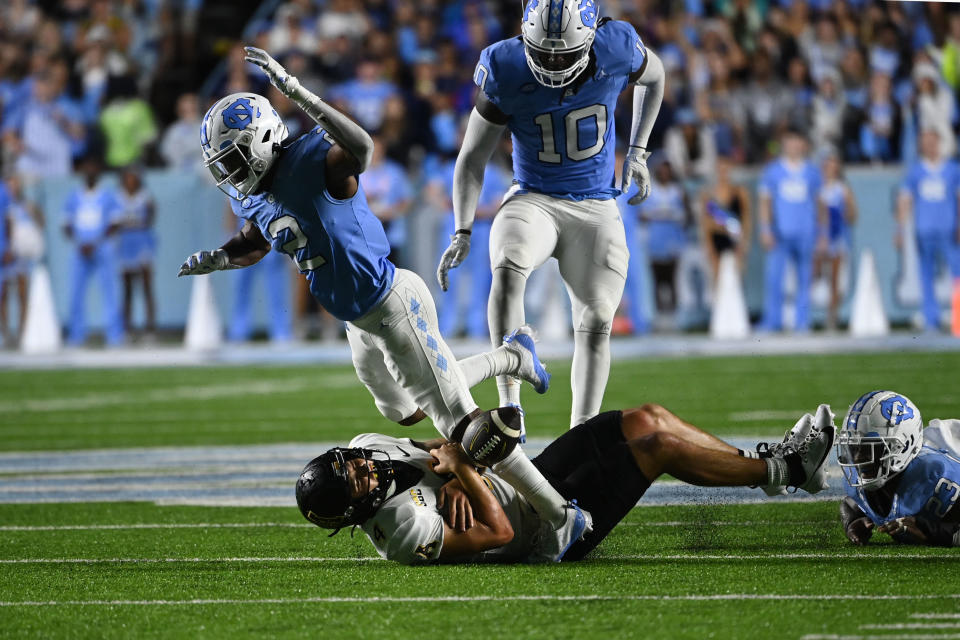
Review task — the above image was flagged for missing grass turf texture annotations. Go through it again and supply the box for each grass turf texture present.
[3,350,960,637]
[3,350,960,450]
[1,502,958,639]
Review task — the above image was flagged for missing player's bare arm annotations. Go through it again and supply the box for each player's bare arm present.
[430,442,514,557]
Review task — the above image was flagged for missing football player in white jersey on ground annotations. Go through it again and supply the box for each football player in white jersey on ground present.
[838,391,960,547]
[437,0,665,431]
[177,47,587,561]
[295,403,836,564]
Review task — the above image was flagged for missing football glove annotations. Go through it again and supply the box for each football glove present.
[622,148,652,205]
[177,249,238,277]
[244,46,297,96]
[436,231,471,292]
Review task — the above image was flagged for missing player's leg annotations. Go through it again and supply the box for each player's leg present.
[488,195,559,409]
[556,198,628,428]
[620,404,766,486]
[793,237,814,331]
[344,321,421,424]
[760,241,787,330]
[917,234,939,330]
[96,246,124,345]
[122,270,134,334]
[67,250,90,345]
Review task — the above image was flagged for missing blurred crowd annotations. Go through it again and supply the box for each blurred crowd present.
[1,0,959,347]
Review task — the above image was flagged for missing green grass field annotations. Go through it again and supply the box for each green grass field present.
[2,351,960,638]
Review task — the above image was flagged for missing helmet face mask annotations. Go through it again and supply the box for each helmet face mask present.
[200,93,288,201]
[521,0,599,88]
[837,391,923,491]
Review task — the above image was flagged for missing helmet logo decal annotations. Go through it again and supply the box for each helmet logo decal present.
[880,395,914,425]
[524,0,539,22]
[222,97,255,130]
[578,0,597,28]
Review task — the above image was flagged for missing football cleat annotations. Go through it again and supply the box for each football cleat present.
[530,500,593,563]
[783,405,836,494]
[759,413,816,496]
[503,325,551,394]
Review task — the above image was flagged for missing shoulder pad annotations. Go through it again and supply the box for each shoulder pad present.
[592,20,646,77]
[475,38,527,113]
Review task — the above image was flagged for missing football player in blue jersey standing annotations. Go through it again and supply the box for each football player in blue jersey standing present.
[838,391,960,547]
[437,0,665,430]
[176,48,589,561]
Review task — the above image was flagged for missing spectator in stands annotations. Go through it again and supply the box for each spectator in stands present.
[739,50,790,162]
[3,68,85,180]
[663,108,716,182]
[116,166,156,340]
[362,135,412,267]
[785,57,814,132]
[638,159,691,323]
[0,173,44,347]
[698,153,752,282]
[817,150,858,331]
[267,3,318,58]
[316,0,370,43]
[913,62,957,160]
[160,92,201,171]
[62,154,124,346]
[328,58,398,133]
[860,72,901,164]
[897,128,960,332]
[811,67,845,156]
[99,74,157,169]
[758,128,823,333]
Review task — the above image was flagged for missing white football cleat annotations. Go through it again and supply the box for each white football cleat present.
[760,413,815,496]
[530,500,593,563]
[502,325,551,394]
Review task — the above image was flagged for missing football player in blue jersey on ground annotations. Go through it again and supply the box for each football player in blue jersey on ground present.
[176,48,589,561]
[838,391,960,547]
[437,0,665,431]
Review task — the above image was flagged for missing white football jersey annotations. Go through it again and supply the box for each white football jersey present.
[350,433,541,565]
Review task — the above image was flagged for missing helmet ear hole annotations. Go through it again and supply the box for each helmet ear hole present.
[262,129,272,143]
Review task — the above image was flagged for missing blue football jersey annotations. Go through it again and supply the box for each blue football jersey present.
[900,160,960,236]
[475,19,646,201]
[63,185,123,245]
[758,159,822,240]
[230,126,396,322]
[845,420,960,528]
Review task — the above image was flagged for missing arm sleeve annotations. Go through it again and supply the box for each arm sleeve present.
[627,49,665,151]
[452,109,505,233]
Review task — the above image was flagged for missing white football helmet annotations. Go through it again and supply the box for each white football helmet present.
[836,390,923,491]
[521,0,599,88]
[200,93,288,200]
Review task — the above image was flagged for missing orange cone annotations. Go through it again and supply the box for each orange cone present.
[952,277,960,337]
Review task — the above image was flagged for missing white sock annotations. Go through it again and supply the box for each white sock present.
[459,345,521,389]
[765,457,789,487]
[569,329,611,428]
[496,375,521,407]
[492,447,565,526]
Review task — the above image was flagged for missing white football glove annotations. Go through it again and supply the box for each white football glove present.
[244,46,298,96]
[436,231,471,292]
[177,249,237,277]
[621,148,652,205]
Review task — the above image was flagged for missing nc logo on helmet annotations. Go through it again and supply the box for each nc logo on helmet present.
[579,0,598,28]
[880,395,915,425]
[523,0,539,21]
[221,97,255,130]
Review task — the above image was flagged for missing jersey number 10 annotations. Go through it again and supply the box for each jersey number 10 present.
[534,103,607,164]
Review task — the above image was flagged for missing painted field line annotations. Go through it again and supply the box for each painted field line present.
[803,635,960,640]
[861,624,960,630]
[3,594,960,608]
[0,523,312,532]
[0,520,810,532]
[913,615,960,620]
[3,552,958,565]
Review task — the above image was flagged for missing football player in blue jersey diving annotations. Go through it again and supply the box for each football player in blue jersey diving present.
[176,47,589,561]
[437,0,665,431]
[838,391,960,547]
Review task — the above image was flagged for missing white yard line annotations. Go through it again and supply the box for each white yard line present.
[2,594,960,608]
[728,410,809,422]
[2,552,957,564]
[861,625,960,630]
[913,615,960,620]
[803,635,960,640]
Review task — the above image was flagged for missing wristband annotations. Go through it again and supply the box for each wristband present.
[455,228,472,236]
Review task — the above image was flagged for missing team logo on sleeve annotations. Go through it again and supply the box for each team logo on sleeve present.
[221,98,255,130]
[880,395,915,425]
[414,540,439,559]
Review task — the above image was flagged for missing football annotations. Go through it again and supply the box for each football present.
[454,406,523,467]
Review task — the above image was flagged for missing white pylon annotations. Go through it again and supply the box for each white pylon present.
[184,274,223,350]
[849,249,890,337]
[20,264,62,354]
[710,252,750,339]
